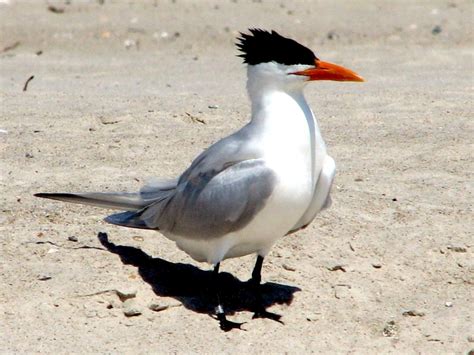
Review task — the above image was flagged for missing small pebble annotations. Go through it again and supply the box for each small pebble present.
[122,299,142,317]
[372,263,382,269]
[68,235,78,242]
[208,105,219,109]
[306,313,320,322]
[25,153,34,159]
[467,335,474,343]
[444,301,453,307]
[282,263,296,271]
[116,288,137,302]
[148,302,169,312]
[328,265,346,272]
[99,116,120,125]
[402,309,425,317]
[432,25,442,35]
[123,39,138,49]
[447,245,467,253]
[354,177,363,182]
[38,274,52,281]
[382,320,399,337]
[327,30,338,40]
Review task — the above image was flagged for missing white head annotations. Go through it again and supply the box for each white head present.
[236,29,364,97]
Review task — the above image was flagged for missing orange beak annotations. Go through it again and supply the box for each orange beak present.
[292,59,364,82]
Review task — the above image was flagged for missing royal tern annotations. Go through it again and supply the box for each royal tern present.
[35,29,364,330]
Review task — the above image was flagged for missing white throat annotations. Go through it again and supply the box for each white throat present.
[245,61,328,189]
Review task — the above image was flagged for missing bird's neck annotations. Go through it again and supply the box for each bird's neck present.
[246,67,311,123]
[246,73,326,154]
[248,85,312,125]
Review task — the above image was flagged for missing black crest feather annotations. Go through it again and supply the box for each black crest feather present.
[236,29,317,66]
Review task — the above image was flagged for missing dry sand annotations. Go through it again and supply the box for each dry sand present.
[1,0,473,353]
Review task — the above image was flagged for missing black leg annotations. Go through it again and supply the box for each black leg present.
[251,255,264,285]
[212,263,245,331]
[249,255,283,323]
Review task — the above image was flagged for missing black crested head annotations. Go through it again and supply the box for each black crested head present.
[236,29,317,66]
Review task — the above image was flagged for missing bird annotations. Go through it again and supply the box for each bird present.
[35,29,364,330]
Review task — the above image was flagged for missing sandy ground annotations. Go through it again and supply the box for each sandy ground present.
[1,0,473,353]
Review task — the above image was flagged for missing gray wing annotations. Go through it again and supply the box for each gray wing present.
[106,158,277,239]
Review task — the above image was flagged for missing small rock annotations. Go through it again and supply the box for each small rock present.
[327,30,338,40]
[123,299,142,317]
[124,38,139,49]
[68,235,78,242]
[444,301,453,307]
[132,236,144,242]
[354,177,363,182]
[327,265,346,272]
[432,25,442,35]
[25,152,34,158]
[148,302,169,312]
[383,320,399,337]
[282,263,296,271]
[467,335,474,343]
[447,245,467,253]
[306,313,320,322]
[116,288,137,302]
[38,274,52,281]
[372,263,382,269]
[99,116,120,125]
[208,105,219,109]
[402,309,425,317]
[47,5,65,13]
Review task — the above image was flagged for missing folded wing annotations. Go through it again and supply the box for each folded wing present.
[106,159,277,239]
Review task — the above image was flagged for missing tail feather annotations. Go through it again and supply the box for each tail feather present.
[34,192,149,210]
[35,178,178,212]
[104,210,152,229]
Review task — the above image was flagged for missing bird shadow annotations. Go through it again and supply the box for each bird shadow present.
[97,232,300,323]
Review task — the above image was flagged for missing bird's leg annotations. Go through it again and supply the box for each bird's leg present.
[212,263,245,331]
[250,255,264,285]
[250,255,283,323]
